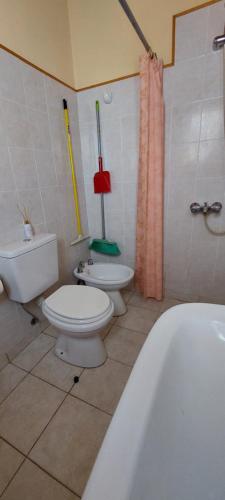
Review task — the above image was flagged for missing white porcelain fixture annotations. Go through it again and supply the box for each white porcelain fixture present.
[82,303,225,500]
[0,234,113,367]
[74,262,134,316]
[42,285,113,367]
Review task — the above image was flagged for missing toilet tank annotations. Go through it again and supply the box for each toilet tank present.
[0,234,58,303]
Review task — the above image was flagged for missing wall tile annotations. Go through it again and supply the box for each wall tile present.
[175,8,208,62]
[172,102,202,144]
[173,56,204,104]
[34,150,57,188]
[2,100,32,148]
[27,108,51,150]
[9,148,38,190]
[22,65,47,112]
[200,98,224,140]
[0,147,15,191]
[202,51,223,99]
[198,139,225,178]
[206,1,225,53]
[0,50,25,104]
[0,52,89,357]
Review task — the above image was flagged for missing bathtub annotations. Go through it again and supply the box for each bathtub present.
[82,303,225,500]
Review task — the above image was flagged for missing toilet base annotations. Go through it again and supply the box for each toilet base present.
[106,290,127,316]
[55,333,107,368]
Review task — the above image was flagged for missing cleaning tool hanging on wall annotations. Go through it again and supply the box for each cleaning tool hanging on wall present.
[89,101,120,256]
[63,99,89,246]
[93,101,111,194]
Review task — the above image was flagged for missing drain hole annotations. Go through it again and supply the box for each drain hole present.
[60,352,63,355]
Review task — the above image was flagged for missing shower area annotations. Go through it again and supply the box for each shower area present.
[163,0,225,303]
[78,0,225,304]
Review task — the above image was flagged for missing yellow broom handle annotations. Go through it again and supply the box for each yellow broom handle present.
[63,100,82,237]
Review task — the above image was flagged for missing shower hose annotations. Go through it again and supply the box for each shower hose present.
[204,213,225,236]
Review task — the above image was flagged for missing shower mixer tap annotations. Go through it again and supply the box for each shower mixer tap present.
[190,202,222,214]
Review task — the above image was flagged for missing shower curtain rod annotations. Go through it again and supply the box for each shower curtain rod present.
[118,0,155,57]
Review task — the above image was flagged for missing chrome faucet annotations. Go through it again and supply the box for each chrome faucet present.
[77,261,85,273]
[88,258,93,265]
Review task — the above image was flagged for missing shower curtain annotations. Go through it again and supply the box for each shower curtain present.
[135,54,164,300]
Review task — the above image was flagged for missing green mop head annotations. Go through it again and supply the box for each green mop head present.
[89,239,121,256]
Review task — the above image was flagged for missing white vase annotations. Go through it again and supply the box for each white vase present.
[23,223,33,241]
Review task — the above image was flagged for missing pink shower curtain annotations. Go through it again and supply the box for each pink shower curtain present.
[135,54,164,300]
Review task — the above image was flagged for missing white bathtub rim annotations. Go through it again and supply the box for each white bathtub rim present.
[81,303,225,500]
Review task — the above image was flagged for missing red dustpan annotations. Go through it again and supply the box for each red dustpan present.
[94,101,111,194]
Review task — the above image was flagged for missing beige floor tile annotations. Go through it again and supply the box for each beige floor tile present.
[44,325,59,338]
[100,317,116,340]
[0,354,8,371]
[105,325,146,366]
[122,289,134,304]
[1,459,79,500]
[30,395,110,496]
[32,349,83,392]
[71,358,131,414]
[116,305,158,334]
[159,298,182,313]
[0,364,27,405]
[128,292,162,311]
[13,334,55,371]
[0,439,24,495]
[7,329,40,362]
[0,375,65,454]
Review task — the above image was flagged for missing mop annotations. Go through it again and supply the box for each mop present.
[63,99,89,245]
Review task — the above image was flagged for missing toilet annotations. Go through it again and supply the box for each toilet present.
[74,262,134,316]
[0,234,113,367]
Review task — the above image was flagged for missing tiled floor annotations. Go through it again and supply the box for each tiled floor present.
[0,292,182,498]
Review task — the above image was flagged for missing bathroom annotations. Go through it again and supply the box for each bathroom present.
[0,0,225,498]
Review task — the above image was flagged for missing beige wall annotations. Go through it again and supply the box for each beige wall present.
[0,0,219,89]
[68,0,219,89]
[0,0,74,86]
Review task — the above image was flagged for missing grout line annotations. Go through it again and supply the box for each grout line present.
[0,435,27,459]
[0,454,26,498]
[0,435,81,499]
[28,372,69,394]
[0,366,29,407]
[107,355,135,368]
[69,392,113,417]
[11,335,56,374]
[106,322,152,337]
[27,456,81,498]
[27,392,69,456]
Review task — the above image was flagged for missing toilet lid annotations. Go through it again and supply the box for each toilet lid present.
[45,285,110,321]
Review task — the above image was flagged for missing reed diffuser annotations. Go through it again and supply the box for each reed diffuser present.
[17,204,33,241]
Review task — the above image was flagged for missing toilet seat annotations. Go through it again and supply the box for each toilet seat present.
[42,285,114,334]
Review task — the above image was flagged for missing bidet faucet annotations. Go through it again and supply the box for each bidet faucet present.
[77,261,85,273]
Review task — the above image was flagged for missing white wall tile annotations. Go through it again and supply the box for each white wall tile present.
[9,148,38,190]
[200,98,224,140]
[34,150,57,188]
[0,51,25,104]
[0,49,89,357]
[198,139,225,178]
[2,100,32,148]
[206,1,225,53]
[22,65,47,112]
[175,8,208,62]
[172,102,202,143]
[0,147,15,191]
[173,56,204,104]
